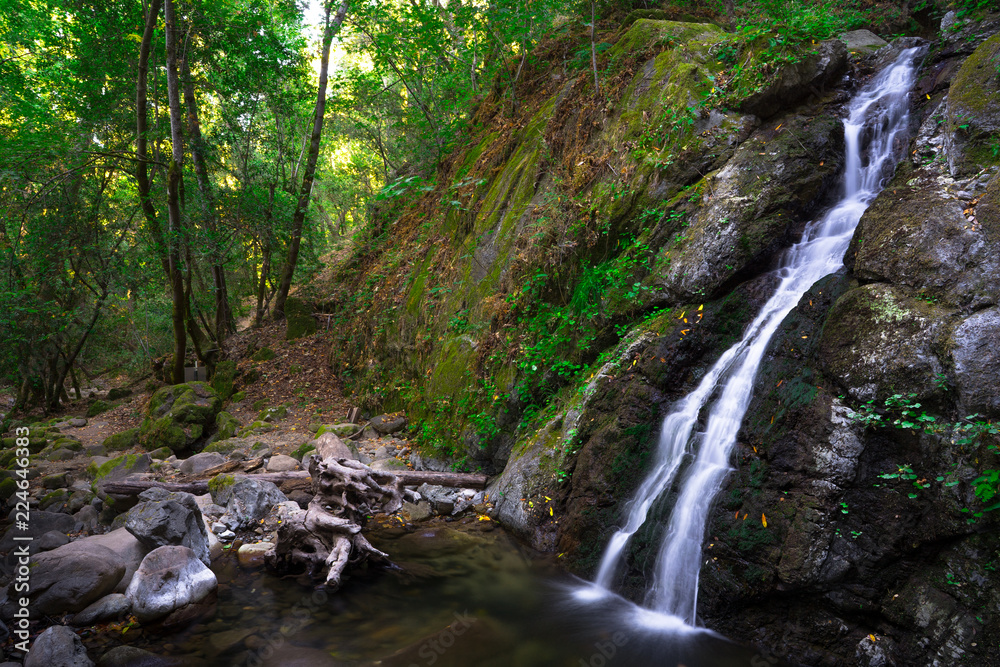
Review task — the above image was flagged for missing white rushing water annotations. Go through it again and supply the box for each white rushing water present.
[584,46,924,625]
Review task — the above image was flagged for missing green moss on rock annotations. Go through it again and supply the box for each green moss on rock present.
[284,297,317,340]
[211,360,238,402]
[86,400,112,418]
[103,427,139,452]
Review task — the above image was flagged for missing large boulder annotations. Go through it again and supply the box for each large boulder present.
[17,542,125,615]
[84,527,148,592]
[819,283,952,403]
[124,488,211,565]
[371,413,407,435]
[125,546,217,624]
[212,477,287,529]
[138,382,222,452]
[849,161,1000,309]
[23,626,93,667]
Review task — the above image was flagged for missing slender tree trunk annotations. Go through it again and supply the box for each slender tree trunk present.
[273,0,350,319]
[48,292,108,410]
[135,0,170,277]
[164,0,187,384]
[181,54,234,342]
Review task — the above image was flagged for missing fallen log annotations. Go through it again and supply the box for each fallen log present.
[102,468,488,496]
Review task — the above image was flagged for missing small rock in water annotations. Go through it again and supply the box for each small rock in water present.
[237,542,274,568]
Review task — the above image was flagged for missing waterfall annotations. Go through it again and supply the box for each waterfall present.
[583,45,924,625]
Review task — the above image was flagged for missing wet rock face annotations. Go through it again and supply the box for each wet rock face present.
[819,283,951,403]
[654,112,845,302]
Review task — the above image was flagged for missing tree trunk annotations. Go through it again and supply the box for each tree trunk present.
[164,0,187,385]
[273,0,350,319]
[135,0,170,278]
[181,54,234,342]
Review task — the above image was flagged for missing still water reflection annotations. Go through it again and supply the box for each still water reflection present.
[94,519,769,666]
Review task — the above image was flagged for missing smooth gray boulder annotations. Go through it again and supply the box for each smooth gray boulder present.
[178,451,226,475]
[125,546,217,623]
[213,478,286,529]
[124,488,210,565]
[839,29,888,56]
[84,528,147,592]
[24,626,93,667]
[311,432,357,460]
[264,454,299,472]
[18,542,125,615]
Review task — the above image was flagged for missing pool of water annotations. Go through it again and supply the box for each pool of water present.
[82,517,769,666]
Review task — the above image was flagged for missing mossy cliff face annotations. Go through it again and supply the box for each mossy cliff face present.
[326,14,1000,666]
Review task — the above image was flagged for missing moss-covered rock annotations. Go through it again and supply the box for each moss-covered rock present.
[86,400,112,418]
[207,473,236,498]
[107,387,132,401]
[87,453,150,483]
[210,411,240,443]
[258,405,287,423]
[102,427,139,452]
[138,382,222,452]
[291,441,317,460]
[946,33,1000,176]
[738,39,848,119]
[284,296,317,340]
[211,360,238,402]
[147,446,173,460]
[316,423,358,438]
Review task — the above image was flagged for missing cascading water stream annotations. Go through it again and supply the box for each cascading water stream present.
[583,45,924,625]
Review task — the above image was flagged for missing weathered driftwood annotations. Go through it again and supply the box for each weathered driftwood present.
[266,456,402,588]
[101,469,487,496]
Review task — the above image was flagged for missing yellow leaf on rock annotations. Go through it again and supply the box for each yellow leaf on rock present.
[762,514,767,527]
